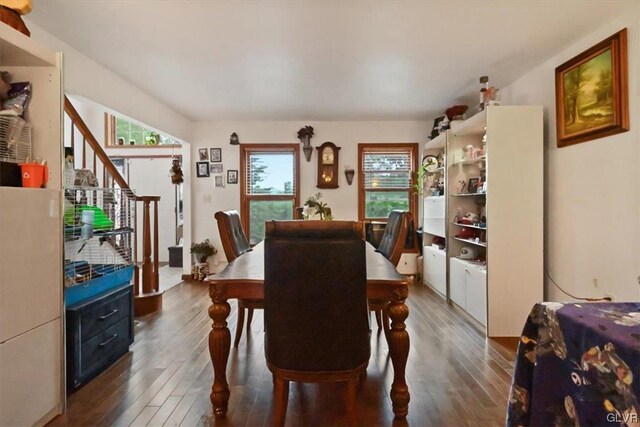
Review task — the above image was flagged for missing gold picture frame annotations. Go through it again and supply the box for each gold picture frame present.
[555,28,629,147]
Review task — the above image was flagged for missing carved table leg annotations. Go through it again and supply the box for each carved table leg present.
[209,285,231,419]
[386,285,410,419]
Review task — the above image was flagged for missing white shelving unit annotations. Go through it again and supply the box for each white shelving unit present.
[449,106,543,337]
[422,106,543,337]
[421,131,447,296]
[0,24,64,426]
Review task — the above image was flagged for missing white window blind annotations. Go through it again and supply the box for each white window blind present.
[362,149,412,189]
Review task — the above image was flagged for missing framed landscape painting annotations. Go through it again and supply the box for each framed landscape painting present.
[555,28,628,147]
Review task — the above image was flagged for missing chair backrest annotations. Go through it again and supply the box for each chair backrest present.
[376,210,413,267]
[264,220,370,372]
[214,210,251,262]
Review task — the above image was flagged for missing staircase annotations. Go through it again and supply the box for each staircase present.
[64,96,163,315]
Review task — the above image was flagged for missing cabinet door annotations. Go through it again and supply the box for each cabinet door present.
[465,267,487,325]
[449,258,466,308]
[0,318,62,426]
[423,197,445,237]
[0,188,62,342]
[424,247,447,295]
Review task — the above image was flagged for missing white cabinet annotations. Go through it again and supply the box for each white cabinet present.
[0,319,62,427]
[442,106,542,337]
[423,245,446,295]
[0,24,63,425]
[449,257,487,326]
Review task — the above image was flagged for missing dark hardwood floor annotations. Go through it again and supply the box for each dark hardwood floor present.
[48,281,517,427]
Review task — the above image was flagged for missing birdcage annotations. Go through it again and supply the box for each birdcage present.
[0,115,31,163]
[64,187,135,305]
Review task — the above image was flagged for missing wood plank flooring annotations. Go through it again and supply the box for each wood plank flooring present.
[48,282,517,427]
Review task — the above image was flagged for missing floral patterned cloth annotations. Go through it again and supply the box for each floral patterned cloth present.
[507,302,640,427]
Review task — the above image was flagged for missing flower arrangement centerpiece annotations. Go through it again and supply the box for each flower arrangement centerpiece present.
[190,239,217,263]
[302,192,333,220]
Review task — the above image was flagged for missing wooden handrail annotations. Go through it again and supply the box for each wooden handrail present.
[64,95,164,316]
[64,96,130,192]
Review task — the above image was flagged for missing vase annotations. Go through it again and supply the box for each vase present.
[302,145,313,162]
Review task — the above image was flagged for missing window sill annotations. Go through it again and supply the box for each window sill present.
[105,144,182,149]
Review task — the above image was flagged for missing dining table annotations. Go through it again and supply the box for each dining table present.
[507,301,640,426]
[205,241,412,420]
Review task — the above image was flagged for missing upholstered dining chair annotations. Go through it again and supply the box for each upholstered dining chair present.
[264,220,370,426]
[370,210,413,332]
[214,210,262,348]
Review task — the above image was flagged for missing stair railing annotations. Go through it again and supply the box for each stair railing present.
[64,96,163,315]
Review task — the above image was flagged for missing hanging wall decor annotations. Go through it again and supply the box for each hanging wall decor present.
[170,158,184,184]
[555,28,629,147]
[316,141,340,188]
[297,125,314,162]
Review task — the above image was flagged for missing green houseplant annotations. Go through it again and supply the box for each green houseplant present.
[190,239,217,263]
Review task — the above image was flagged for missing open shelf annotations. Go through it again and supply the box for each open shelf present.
[451,222,486,230]
[424,132,446,149]
[0,24,58,66]
[451,109,486,137]
[453,237,487,247]
[452,156,486,166]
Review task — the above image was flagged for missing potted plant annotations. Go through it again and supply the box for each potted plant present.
[190,239,217,263]
[302,192,333,220]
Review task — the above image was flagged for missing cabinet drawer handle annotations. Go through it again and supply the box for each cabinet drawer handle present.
[99,334,119,347]
[99,309,119,320]
[465,269,470,274]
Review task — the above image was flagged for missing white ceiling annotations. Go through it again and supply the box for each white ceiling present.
[28,0,635,121]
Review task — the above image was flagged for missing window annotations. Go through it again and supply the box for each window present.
[105,114,180,146]
[241,144,300,244]
[358,143,418,223]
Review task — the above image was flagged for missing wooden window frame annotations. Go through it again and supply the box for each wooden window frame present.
[358,143,419,252]
[240,144,300,241]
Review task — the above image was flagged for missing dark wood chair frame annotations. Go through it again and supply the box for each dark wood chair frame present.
[369,211,413,333]
[214,210,263,348]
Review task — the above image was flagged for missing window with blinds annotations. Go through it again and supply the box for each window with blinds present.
[240,145,299,244]
[358,144,418,221]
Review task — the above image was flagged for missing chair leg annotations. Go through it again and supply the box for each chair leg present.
[374,310,383,330]
[345,378,358,426]
[247,308,254,332]
[273,377,290,427]
[234,306,245,348]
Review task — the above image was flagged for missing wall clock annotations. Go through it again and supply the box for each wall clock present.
[422,155,439,173]
[316,141,340,188]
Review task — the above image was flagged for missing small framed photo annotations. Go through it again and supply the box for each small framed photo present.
[196,161,210,177]
[210,163,223,174]
[467,177,480,194]
[210,148,222,162]
[227,169,238,184]
[214,175,225,187]
[198,148,209,161]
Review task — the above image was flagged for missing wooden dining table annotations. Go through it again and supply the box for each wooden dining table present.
[206,241,412,420]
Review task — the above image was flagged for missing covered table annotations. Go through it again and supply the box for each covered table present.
[507,302,640,426]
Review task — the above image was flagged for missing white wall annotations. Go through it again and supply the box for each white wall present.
[191,120,429,272]
[25,19,193,144]
[501,5,640,302]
